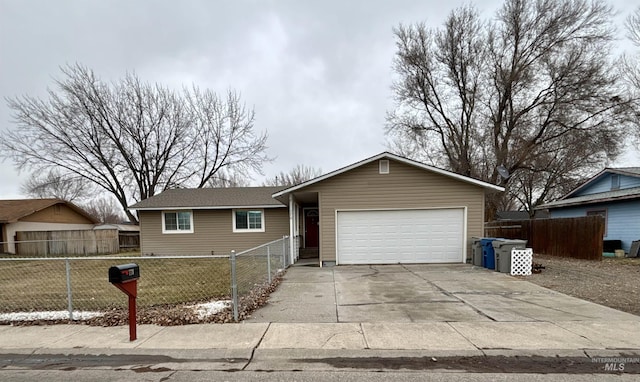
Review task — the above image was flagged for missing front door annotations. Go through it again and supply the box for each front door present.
[304,209,319,248]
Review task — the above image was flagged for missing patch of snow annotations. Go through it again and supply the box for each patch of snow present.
[0,311,104,322]
[0,301,231,322]
[188,300,231,319]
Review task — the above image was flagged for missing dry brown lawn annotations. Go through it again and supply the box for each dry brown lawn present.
[528,254,640,316]
[0,254,234,312]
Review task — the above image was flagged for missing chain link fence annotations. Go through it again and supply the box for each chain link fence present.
[230,236,293,320]
[0,236,296,323]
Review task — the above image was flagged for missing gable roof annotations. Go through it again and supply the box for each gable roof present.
[536,167,640,210]
[560,167,640,200]
[0,199,98,224]
[272,152,504,198]
[130,187,287,211]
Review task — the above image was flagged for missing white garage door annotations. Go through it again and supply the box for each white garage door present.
[336,208,464,264]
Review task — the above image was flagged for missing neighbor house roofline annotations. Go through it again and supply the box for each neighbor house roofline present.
[537,186,640,210]
[0,198,98,224]
[272,152,504,198]
[558,167,640,200]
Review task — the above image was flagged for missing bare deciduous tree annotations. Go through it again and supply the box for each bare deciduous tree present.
[206,169,251,188]
[388,5,485,177]
[626,6,640,47]
[2,64,270,223]
[263,164,322,187]
[622,7,640,133]
[387,0,631,217]
[83,197,124,224]
[20,169,94,202]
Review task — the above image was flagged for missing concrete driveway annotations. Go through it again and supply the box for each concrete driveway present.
[247,262,640,323]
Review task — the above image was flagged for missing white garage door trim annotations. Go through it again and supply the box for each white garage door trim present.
[335,207,467,264]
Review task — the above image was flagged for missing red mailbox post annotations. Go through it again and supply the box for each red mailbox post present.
[108,263,140,341]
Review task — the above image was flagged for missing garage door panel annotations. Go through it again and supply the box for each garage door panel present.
[337,209,463,264]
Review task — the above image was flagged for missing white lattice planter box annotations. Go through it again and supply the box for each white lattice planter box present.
[511,248,533,276]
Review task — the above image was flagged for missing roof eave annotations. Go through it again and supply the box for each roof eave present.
[538,193,640,210]
[12,199,61,222]
[559,168,640,200]
[64,201,100,224]
[559,169,608,200]
[607,168,640,178]
[0,199,98,224]
[130,204,287,211]
[273,152,504,198]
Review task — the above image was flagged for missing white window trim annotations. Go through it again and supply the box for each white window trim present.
[232,209,265,233]
[162,210,194,234]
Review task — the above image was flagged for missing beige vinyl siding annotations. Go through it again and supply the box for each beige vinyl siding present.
[298,159,485,262]
[138,207,289,256]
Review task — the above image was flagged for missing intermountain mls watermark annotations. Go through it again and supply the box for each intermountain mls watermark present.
[592,357,640,372]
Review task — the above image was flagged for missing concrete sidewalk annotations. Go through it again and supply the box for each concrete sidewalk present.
[1,320,640,354]
[2,263,640,372]
[1,321,640,373]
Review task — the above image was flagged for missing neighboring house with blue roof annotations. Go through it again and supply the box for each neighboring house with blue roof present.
[537,167,640,253]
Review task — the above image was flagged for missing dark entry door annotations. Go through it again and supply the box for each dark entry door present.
[304,209,319,248]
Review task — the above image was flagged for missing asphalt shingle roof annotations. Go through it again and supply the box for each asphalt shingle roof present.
[130,187,288,210]
[538,186,640,209]
[0,199,97,223]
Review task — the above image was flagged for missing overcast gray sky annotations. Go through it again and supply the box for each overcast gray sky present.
[0,0,637,199]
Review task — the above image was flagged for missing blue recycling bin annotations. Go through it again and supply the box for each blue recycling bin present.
[480,238,499,270]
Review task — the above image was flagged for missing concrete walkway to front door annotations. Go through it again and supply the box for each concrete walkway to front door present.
[246,262,639,324]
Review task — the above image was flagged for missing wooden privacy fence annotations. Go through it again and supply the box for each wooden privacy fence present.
[15,229,119,256]
[118,231,140,250]
[484,216,604,260]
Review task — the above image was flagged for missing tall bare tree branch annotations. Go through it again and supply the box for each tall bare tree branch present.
[263,164,322,187]
[2,64,271,223]
[20,169,95,203]
[387,0,633,217]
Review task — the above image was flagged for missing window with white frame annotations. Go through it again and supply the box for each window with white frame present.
[162,211,193,233]
[233,209,264,232]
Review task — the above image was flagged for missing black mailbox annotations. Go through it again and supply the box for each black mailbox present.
[109,263,140,283]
